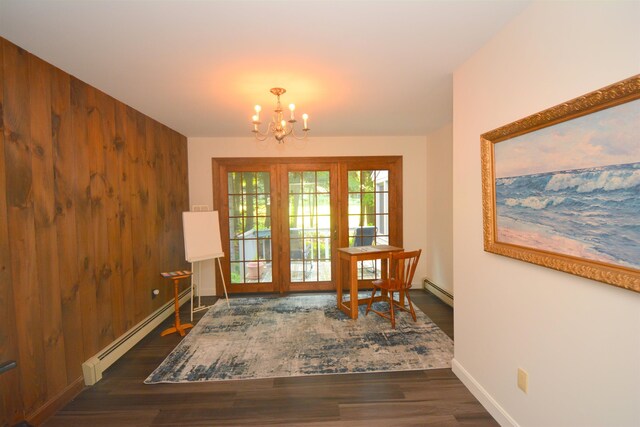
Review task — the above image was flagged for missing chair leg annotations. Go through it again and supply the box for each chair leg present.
[366,287,377,315]
[405,290,417,322]
[389,291,396,329]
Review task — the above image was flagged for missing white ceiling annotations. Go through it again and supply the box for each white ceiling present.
[0,0,529,138]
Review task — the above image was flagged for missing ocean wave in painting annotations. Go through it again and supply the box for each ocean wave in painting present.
[495,162,640,270]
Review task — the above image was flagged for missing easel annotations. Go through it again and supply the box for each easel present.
[182,211,230,322]
[190,257,229,321]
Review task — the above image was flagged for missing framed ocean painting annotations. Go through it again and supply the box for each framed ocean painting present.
[481,75,640,293]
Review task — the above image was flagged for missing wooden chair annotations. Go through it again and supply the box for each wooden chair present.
[365,249,421,328]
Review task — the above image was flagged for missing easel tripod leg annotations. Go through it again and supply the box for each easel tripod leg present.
[190,262,195,322]
[217,257,230,308]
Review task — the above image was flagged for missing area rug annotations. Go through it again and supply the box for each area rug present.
[144,293,453,383]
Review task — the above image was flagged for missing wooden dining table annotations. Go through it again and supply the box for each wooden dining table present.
[336,245,403,319]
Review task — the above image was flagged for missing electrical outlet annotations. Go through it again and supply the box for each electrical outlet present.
[192,205,210,212]
[517,368,529,393]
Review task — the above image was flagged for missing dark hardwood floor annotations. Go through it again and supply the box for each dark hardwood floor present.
[44,290,496,426]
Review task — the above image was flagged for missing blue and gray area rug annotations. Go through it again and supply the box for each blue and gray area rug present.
[145,293,453,383]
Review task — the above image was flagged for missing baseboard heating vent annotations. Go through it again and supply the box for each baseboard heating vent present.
[82,288,191,386]
[423,278,453,307]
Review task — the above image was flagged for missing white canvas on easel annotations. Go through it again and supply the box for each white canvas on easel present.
[182,211,229,320]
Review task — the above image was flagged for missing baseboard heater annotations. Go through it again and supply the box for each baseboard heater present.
[423,278,454,307]
[82,288,191,386]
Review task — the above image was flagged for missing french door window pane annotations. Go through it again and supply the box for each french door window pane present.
[257,172,270,193]
[303,171,316,193]
[229,240,242,261]
[289,172,302,193]
[230,262,243,284]
[317,171,330,192]
[348,170,361,192]
[228,172,241,193]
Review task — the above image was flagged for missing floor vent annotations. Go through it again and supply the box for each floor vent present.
[423,278,453,307]
[82,288,191,386]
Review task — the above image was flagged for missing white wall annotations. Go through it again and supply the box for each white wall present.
[188,136,427,294]
[453,2,640,427]
[426,123,453,297]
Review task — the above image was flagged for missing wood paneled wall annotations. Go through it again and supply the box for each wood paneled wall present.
[0,37,189,425]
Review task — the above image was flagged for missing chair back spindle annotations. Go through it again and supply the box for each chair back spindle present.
[388,250,421,291]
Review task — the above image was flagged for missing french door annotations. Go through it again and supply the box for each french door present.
[212,157,402,294]
[281,164,339,291]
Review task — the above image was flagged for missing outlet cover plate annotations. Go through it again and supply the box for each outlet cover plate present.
[517,368,529,393]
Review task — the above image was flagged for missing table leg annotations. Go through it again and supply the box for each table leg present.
[350,257,358,319]
[336,255,343,310]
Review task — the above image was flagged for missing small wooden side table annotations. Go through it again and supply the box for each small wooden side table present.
[336,245,403,319]
[160,270,194,337]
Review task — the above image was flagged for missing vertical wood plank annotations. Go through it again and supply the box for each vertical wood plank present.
[115,102,135,330]
[172,131,189,270]
[3,40,47,415]
[70,76,99,358]
[96,90,125,338]
[28,52,68,398]
[128,108,150,320]
[51,66,84,382]
[156,124,168,281]
[146,118,163,308]
[87,88,114,348]
[165,129,177,269]
[0,37,24,427]
[163,128,188,294]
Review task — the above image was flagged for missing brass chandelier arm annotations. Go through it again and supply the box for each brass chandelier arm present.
[252,131,269,141]
[252,121,276,141]
[288,126,309,141]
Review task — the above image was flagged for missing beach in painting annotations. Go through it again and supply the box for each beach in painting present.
[493,98,640,270]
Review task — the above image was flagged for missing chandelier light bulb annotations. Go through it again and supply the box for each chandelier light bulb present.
[302,113,309,129]
[289,103,296,121]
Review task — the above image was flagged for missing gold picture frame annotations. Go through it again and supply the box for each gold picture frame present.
[481,75,640,293]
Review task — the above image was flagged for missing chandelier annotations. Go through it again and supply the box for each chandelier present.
[251,88,309,143]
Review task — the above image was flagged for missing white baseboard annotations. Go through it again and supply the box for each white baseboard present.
[451,358,519,427]
[82,289,191,386]
[423,278,453,306]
